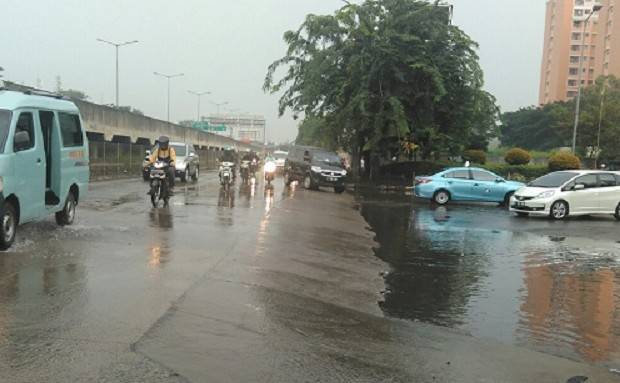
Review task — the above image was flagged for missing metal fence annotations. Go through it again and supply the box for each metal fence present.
[88,141,222,180]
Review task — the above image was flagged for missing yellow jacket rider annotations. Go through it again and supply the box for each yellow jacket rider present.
[148,136,177,190]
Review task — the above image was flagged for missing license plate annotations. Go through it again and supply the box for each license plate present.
[515,201,526,207]
[328,177,337,182]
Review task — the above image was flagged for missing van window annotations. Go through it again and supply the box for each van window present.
[58,113,84,147]
[14,112,35,151]
[0,110,12,153]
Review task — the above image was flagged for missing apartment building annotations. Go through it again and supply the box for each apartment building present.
[539,0,620,104]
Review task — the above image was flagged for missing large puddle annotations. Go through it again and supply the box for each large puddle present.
[359,191,620,366]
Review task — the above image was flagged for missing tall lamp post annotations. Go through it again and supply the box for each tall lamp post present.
[188,90,210,122]
[154,72,184,123]
[210,101,229,116]
[96,39,138,107]
[572,4,603,153]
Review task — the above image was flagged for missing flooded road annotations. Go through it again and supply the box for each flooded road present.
[0,173,619,382]
[360,191,620,367]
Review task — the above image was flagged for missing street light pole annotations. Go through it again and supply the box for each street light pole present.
[154,72,184,123]
[96,38,138,107]
[572,5,603,153]
[188,90,210,122]
[210,101,229,116]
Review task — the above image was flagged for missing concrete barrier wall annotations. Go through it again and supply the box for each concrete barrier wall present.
[76,100,259,151]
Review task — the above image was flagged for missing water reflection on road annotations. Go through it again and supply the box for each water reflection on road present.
[360,192,620,365]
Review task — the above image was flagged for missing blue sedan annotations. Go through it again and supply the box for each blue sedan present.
[414,167,524,205]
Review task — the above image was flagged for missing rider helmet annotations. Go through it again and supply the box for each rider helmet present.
[159,136,170,150]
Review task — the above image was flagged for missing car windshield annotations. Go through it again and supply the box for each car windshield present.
[172,144,187,156]
[529,171,578,188]
[0,110,11,154]
[313,152,341,166]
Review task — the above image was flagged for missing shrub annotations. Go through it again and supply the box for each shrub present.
[483,164,548,181]
[548,152,581,171]
[462,149,486,165]
[504,148,532,165]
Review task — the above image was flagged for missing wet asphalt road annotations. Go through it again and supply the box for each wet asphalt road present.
[361,192,620,369]
[0,174,619,382]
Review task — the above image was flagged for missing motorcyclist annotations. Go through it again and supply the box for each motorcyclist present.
[148,136,177,194]
[219,148,237,180]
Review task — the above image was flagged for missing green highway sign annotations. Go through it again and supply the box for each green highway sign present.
[192,121,227,132]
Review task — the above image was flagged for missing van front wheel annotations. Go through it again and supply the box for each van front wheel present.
[0,203,17,250]
[56,192,76,226]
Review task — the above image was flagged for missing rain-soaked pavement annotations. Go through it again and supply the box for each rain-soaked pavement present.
[361,191,620,369]
[0,173,619,382]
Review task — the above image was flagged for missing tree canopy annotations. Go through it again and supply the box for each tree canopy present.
[501,75,620,163]
[264,0,498,168]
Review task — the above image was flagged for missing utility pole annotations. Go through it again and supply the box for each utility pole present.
[188,90,210,122]
[572,5,603,153]
[210,101,229,116]
[154,72,184,123]
[96,38,138,107]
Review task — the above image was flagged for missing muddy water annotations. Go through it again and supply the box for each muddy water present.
[359,191,620,366]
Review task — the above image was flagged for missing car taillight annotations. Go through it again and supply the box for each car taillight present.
[415,178,432,185]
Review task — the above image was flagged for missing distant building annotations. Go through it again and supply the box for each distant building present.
[539,0,620,105]
[203,114,266,143]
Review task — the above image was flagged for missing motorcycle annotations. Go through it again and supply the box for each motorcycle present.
[264,160,276,187]
[149,160,170,207]
[219,161,235,189]
[240,160,251,184]
[249,158,259,178]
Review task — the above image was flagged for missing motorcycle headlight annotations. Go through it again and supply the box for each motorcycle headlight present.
[341,170,347,176]
[311,166,322,173]
[536,190,555,199]
[264,162,277,173]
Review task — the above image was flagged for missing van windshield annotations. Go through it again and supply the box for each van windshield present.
[0,110,12,153]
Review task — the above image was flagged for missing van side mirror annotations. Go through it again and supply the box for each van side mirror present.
[574,184,585,191]
[14,131,31,152]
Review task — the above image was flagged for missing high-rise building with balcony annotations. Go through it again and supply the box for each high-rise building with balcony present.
[539,0,619,105]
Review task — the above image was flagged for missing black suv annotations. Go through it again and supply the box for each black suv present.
[284,146,347,193]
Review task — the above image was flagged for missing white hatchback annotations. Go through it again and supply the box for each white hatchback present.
[510,170,620,220]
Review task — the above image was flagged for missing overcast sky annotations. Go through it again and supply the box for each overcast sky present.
[0,0,546,143]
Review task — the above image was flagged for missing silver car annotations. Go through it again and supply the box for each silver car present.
[171,142,200,182]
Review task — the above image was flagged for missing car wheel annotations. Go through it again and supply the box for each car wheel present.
[502,192,514,208]
[615,203,620,221]
[181,167,189,183]
[192,166,199,181]
[433,190,450,205]
[0,203,17,250]
[56,191,77,226]
[550,200,569,220]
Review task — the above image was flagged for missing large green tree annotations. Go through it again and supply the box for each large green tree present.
[264,0,498,174]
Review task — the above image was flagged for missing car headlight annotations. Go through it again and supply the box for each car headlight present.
[341,170,347,176]
[536,190,555,199]
[311,166,322,173]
